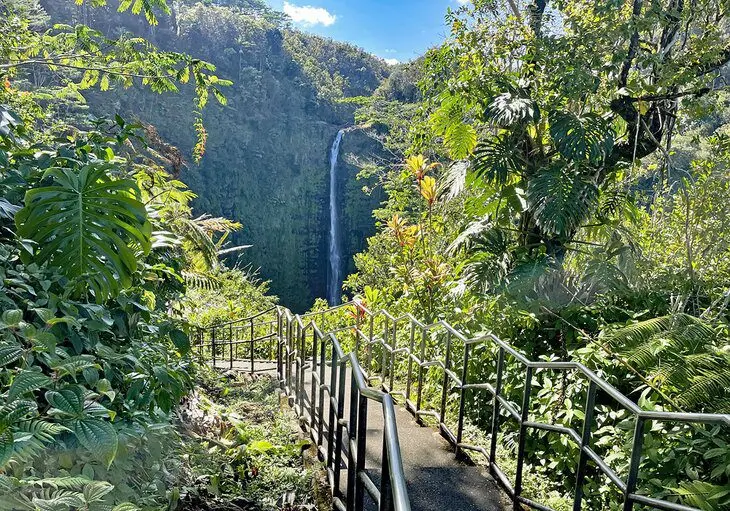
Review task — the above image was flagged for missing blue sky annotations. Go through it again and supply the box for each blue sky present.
[264,0,467,64]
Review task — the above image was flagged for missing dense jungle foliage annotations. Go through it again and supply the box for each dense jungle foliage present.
[341,0,730,509]
[3,0,730,509]
[37,0,394,311]
[0,0,311,509]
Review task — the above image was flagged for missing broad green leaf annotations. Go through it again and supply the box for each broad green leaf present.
[112,503,140,511]
[0,429,14,467]
[444,123,477,160]
[15,163,152,302]
[0,400,37,426]
[71,418,118,467]
[8,372,52,402]
[1,309,23,327]
[169,329,190,355]
[549,111,614,164]
[526,166,598,236]
[46,387,85,417]
[0,345,23,367]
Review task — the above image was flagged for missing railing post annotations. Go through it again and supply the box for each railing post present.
[355,393,368,511]
[229,323,233,370]
[211,326,217,368]
[318,331,327,447]
[277,312,283,382]
[416,328,426,412]
[573,381,598,510]
[439,332,452,426]
[333,354,347,500]
[622,417,646,511]
[456,343,470,456]
[389,321,397,392]
[406,322,415,402]
[513,366,533,508]
[380,420,393,511]
[489,347,505,465]
[310,328,318,433]
[366,315,374,375]
[347,365,359,511]
[250,318,255,374]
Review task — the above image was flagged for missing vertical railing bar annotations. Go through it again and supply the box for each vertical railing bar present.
[367,314,374,375]
[389,320,396,392]
[379,425,393,511]
[212,325,217,368]
[347,364,359,511]
[489,347,505,465]
[440,332,452,425]
[334,353,347,501]
[406,321,415,402]
[355,393,368,511]
[622,416,646,511]
[310,328,318,433]
[573,380,598,511]
[456,343,470,457]
[416,328,426,412]
[318,330,327,447]
[250,318,255,374]
[229,323,233,370]
[513,366,533,508]
[382,317,389,384]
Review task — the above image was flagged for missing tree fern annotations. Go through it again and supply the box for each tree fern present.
[602,313,729,412]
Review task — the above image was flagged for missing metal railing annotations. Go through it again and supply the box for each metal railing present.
[195,304,411,511]
[196,301,730,511]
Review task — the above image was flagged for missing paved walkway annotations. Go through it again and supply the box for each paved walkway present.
[219,359,508,511]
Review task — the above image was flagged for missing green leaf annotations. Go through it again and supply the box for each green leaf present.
[0,429,14,467]
[527,166,598,236]
[15,163,152,302]
[46,387,85,417]
[112,503,140,511]
[444,123,477,159]
[8,372,52,402]
[0,345,23,367]
[549,111,614,163]
[485,92,539,127]
[1,309,23,327]
[169,329,190,355]
[71,418,118,467]
[0,400,37,426]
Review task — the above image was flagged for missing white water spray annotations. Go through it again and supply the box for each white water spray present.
[327,129,346,304]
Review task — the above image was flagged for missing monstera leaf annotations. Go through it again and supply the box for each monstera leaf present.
[472,133,523,185]
[527,165,598,236]
[549,111,614,164]
[16,163,152,301]
[485,92,539,127]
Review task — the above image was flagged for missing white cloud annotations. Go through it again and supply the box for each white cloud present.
[455,0,470,4]
[384,58,400,66]
[283,2,337,26]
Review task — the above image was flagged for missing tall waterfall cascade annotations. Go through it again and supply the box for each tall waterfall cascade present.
[327,129,346,304]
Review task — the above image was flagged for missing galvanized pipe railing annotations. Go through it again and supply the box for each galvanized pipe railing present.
[347,300,730,511]
[277,306,411,511]
[197,301,730,511]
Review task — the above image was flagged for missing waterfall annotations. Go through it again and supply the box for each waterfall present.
[327,129,346,305]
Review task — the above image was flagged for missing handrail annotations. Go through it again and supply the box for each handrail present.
[276,306,412,511]
[349,299,729,511]
[196,301,729,511]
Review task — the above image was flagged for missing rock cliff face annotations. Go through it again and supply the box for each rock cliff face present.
[42,0,391,311]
